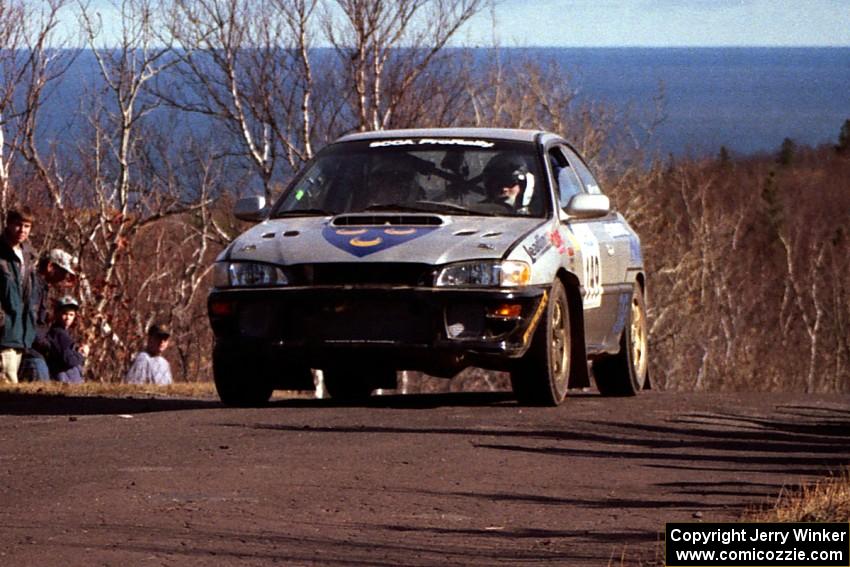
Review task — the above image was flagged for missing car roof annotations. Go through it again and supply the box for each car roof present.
[335,127,561,145]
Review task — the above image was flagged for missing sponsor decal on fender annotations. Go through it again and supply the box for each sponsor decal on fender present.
[550,229,568,255]
[524,231,552,263]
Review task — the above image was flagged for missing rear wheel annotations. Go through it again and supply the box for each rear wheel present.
[510,280,571,406]
[593,283,648,396]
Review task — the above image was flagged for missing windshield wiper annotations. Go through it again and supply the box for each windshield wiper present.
[414,200,496,216]
[359,202,495,216]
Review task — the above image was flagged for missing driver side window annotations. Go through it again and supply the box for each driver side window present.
[564,147,602,194]
[549,147,583,209]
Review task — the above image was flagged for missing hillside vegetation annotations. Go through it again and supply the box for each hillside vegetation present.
[1,1,847,391]
[614,144,850,392]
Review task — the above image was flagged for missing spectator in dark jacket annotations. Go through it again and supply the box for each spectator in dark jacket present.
[0,206,38,383]
[20,249,78,382]
[45,296,89,384]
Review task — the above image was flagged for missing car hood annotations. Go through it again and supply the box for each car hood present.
[222,214,546,265]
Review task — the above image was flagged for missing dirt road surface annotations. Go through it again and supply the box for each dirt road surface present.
[1,389,849,566]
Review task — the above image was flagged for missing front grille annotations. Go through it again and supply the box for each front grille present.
[297,297,433,344]
[291,263,433,286]
[234,293,435,345]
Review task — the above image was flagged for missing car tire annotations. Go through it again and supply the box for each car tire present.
[593,283,649,397]
[213,358,274,407]
[323,367,394,401]
[510,279,571,406]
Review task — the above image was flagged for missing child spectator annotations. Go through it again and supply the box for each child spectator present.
[44,296,89,384]
[125,323,173,385]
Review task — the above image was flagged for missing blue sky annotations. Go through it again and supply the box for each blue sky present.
[465,0,850,47]
[70,0,850,47]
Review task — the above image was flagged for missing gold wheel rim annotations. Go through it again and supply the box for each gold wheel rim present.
[630,294,648,387]
[550,299,569,393]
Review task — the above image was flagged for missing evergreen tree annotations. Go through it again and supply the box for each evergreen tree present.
[776,137,796,166]
[761,170,783,233]
[836,119,850,154]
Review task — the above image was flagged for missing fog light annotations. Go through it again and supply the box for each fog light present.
[487,304,522,319]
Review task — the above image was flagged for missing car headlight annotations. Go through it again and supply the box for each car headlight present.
[213,262,289,288]
[434,260,530,288]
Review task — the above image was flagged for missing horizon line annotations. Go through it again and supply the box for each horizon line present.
[52,44,850,50]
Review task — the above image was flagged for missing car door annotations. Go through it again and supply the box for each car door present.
[557,145,626,353]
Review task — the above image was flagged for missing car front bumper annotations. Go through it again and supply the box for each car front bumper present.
[208,285,548,375]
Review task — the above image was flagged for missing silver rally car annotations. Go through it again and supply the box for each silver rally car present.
[208,128,648,406]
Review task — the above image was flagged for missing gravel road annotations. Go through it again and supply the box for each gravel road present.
[1,389,848,566]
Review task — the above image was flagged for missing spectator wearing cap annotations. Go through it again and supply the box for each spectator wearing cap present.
[21,248,78,382]
[125,323,173,385]
[0,206,39,383]
[44,295,88,384]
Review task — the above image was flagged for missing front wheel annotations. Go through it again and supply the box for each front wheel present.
[213,357,274,407]
[593,283,649,396]
[510,280,571,406]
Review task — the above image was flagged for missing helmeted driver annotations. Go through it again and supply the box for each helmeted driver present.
[482,153,534,212]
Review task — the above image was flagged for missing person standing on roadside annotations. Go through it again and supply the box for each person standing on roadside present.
[0,206,38,384]
[125,323,173,386]
[21,248,78,382]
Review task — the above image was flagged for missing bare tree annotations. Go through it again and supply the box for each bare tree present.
[324,0,483,132]
[0,0,75,217]
[0,0,26,214]
[163,0,323,202]
[72,0,211,378]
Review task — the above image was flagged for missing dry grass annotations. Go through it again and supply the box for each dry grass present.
[746,469,850,523]
[0,381,316,401]
[1,380,220,399]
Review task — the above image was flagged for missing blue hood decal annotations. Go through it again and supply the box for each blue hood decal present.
[322,226,437,257]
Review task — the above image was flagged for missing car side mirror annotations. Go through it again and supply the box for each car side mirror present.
[234,196,268,222]
[565,193,610,219]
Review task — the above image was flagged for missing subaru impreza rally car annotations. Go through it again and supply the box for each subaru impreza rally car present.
[208,128,648,406]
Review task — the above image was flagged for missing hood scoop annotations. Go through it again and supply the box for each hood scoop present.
[333,214,443,227]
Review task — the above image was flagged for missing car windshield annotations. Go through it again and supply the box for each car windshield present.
[271,139,548,218]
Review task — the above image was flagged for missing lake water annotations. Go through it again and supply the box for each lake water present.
[47,47,850,159]
[540,47,850,157]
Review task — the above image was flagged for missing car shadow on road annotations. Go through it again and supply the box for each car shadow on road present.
[469,403,850,511]
[0,388,597,416]
[251,396,850,517]
[471,407,850,473]
[0,391,220,416]
[268,389,599,409]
